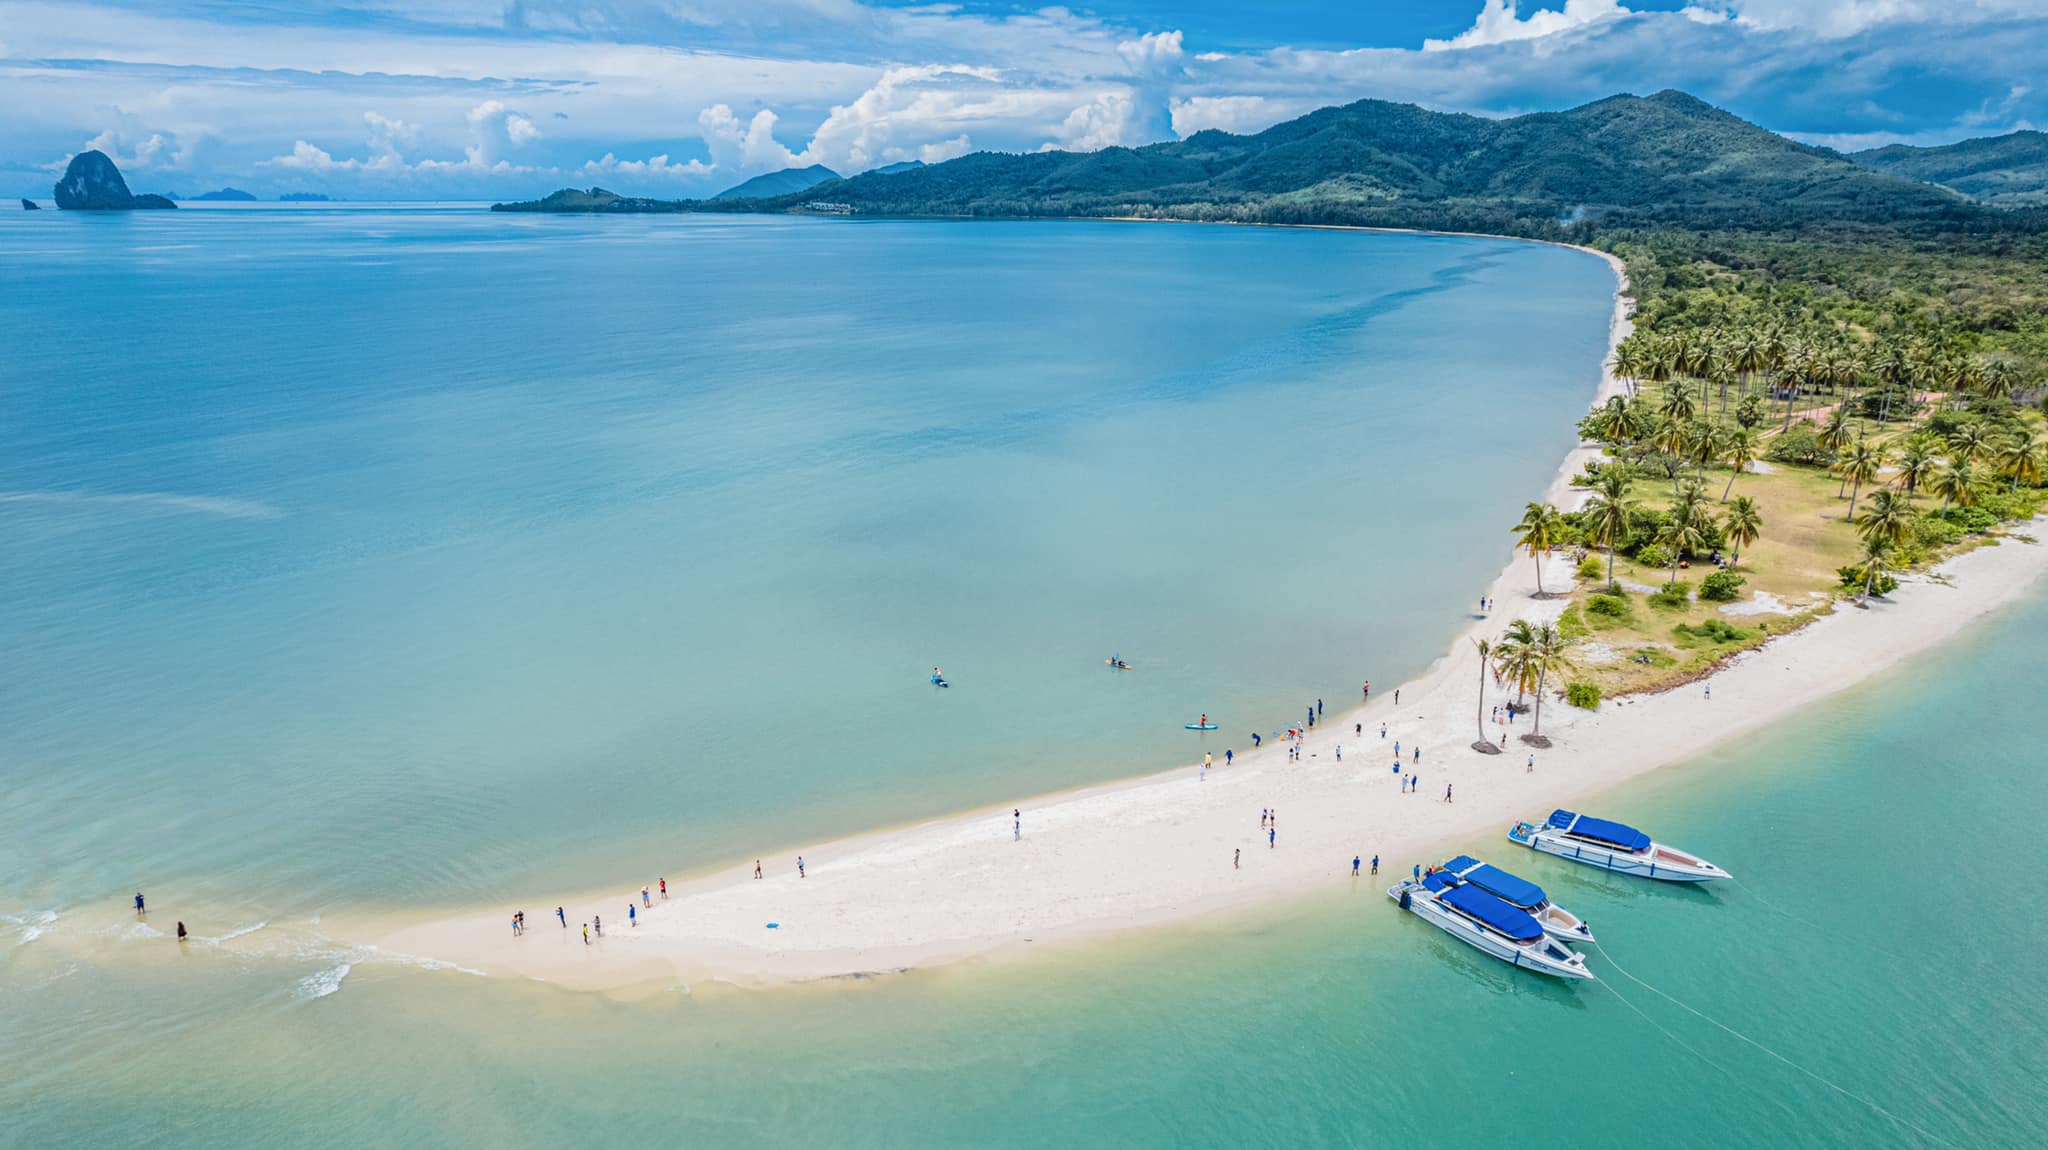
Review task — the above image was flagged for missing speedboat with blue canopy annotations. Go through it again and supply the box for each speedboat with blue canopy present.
[1508,809,1730,883]
[1440,855,1593,942]
[1386,869,1594,980]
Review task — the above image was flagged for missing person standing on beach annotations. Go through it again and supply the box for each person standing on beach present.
[1444,783,1453,803]
[1526,754,1535,772]
[1317,699,1324,717]
[1414,774,1421,795]
[512,915,520,937]
[629,904,636,927]
[1413,747,1420,765]
[1014,810,1022,840]
[1335,745,1342,761]
[1204,752,1212,776]
[754,861,763,879]
[594,915,602,936]
[641,886,651,908]
[1269,827,1276,849]
[1352,856,1360,876]
[659,878,667,899]
[1234,848,1241,870]
[1225,748,1233,766]
[134,892,145,917]
[797,856,806,878]
[1371,855,1379,876]
[557,906,566,928]
[1394,689,1400,705]
[583,923,590,945]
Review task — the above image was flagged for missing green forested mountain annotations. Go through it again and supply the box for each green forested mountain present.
[712,163,840,200]
[704,90,1988,234]
[1851,131,2048,207]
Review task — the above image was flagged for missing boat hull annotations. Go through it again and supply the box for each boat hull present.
[1387,882,1595,980]
[1510,824,1730,882]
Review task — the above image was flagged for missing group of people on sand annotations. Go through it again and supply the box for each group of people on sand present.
[527,877,678,943]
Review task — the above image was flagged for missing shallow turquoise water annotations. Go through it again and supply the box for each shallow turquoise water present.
[15,209,2033,1148]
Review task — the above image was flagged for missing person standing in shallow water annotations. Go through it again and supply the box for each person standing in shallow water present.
[134,892,145,917]
[176,921,187,942]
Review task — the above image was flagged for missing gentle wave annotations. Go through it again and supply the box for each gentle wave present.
[198,920,269,945]
[0,490,282,520]
[2,909,59,946]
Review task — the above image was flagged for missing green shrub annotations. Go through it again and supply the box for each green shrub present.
[1979,490,2041,520]
[1674,618,1755,643]
[1932,506,1999,534]
[1837,564,1901,596]
[1765,425,1834,467]
[1586,592,1631,618]
[1649,580,1693,608]
[1635,543,1674,570]
[1698,570,1746,602]
[1909,516,1965,550]
[1576,555,1605,581]
[1567,682,1602,710]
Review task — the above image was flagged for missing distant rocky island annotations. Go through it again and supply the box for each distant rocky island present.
[20,198,38,211]
[279,192,331,202]
[53,150,176,210]
[191,187,259,202]
[491,187,690,213]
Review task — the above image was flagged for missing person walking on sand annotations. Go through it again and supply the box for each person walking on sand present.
[754,860,763,879]
[1225,748,1233,766]
[583,923,591,945]
[1444,783,1453,804]
[1413,747,1420,765]
[1500,732,1508,749]
[1526,753,1535,773]
[1234,848,1241,870]
[659,878,667,899]
[1352,856,1361,876]
[594,915,602,936]
[557,906,566,927]
[1380,723,1387,739]
[629,904,637,927]
[1370,855,1379,876]
[512,914,520,937]
[1355,722,1362,737]
[1269,827,1276,849]
[642,886,651,908]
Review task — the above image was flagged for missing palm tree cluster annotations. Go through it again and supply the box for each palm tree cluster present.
[1491,620,1576,744]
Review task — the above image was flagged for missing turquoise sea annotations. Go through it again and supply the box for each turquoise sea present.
[4,208,2037,1147]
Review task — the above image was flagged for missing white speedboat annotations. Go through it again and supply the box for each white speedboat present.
[1439,854,1594,943]
[1509,809,1731,883]
[1387,870,1596,980]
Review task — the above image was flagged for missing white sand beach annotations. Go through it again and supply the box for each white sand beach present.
[370,253,2048,990]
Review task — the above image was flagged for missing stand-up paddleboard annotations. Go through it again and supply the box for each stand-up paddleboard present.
[1185,722,1218,730]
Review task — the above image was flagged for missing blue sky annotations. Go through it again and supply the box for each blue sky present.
[4,1,2043,199]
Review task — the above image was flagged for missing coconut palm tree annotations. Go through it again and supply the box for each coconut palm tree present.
[1720,427,1759,500]
[1994,428,2044,492]
[1581,479,1635,585]
[1834,439,1887,520]
[1656,505,1709,587]
[1855,490,1913,549]
[1523,623,1577,742]
[1493,620,1539,707]
[1472,637,1494,750]
[1946,422,1992,465]
[1586,395,1636,446]
[1932,458,1980,516]
[1729,329,1767,415]
[1891,435,1939,496]
[1870,338,1913,424]
[1611,340,1647,397]
[1979,359,2017,404]
[1818,406,1856,471]
[1510,501,1564,596]
[1858,539,1896,605]
[1658,380,1698,427]
[1684,419,1721,483]
[1722,496,1763,566]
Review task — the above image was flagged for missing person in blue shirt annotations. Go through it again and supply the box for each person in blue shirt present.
[1351,856,1360,876]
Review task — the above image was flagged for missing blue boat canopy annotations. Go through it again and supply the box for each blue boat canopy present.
[1548,809,1650,853]
[1438,884,1544,942]
[1444,855,1547,910]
